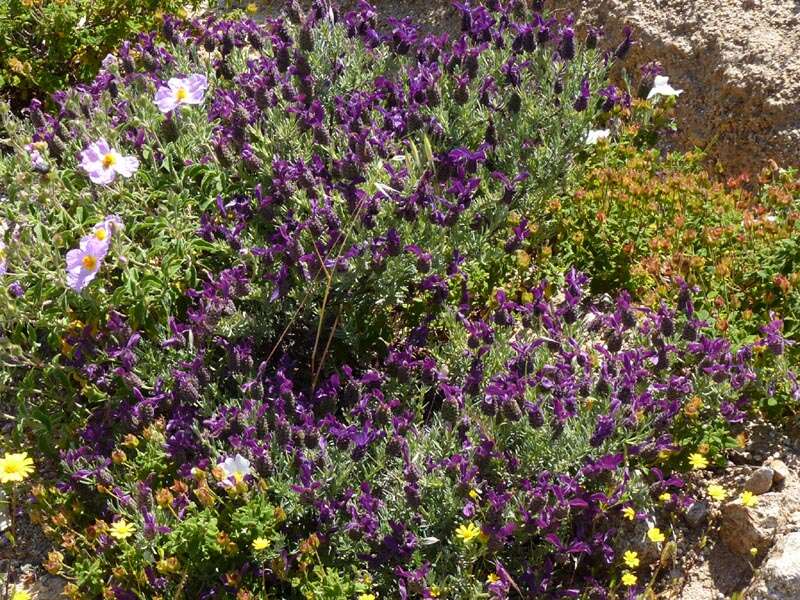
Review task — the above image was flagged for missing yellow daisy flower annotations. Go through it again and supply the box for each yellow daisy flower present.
[621,571,637,586]
[108,520,136,540]
[647,527,665,543]
[622,550,640,569]
[707,484,727,502]
[11,588,33,600]
[740,490,758,508]
[252,537,271,551]
[0,452,35,484]
[455,522,482,544]
[688,453,709,470]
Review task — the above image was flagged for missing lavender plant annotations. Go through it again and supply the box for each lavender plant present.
[0,1,795,599]
[1,0,615,435]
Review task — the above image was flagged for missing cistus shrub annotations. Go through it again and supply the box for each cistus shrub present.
[0,1,796,599]
[0,0,196,108]
[541,138,800,342]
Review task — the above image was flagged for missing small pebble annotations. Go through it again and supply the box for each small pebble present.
[684,501,709,528]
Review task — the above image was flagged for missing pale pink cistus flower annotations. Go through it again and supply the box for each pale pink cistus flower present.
[85,215,125,247]
[154,74,208,113]
[66,237,107,292]
[80,139,139,185]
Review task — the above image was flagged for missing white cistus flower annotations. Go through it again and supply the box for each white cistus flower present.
[218,454,252,485]
[647,75,683,100]
[585,129,611,145]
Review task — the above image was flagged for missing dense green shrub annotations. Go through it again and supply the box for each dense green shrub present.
[0,0,195,107]
[533,130,800,343]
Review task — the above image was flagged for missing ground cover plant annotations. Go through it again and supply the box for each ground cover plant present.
[543,136,800,346]
[0,1,798,599]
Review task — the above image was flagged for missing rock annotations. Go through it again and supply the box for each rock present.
[745,531,800,600]
[31,575,67,600]
[767,460,789,484]
[719,483,800,557]
[720,500,783,556]
[684,501,709,528]
[745,467,775,495]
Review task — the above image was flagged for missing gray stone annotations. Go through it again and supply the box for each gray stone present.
[746,531,800,600]
[745,467,775,495]
[767,460,789,484]
[685,501,709,528]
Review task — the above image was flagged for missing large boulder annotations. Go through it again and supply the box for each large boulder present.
[746,531,800,600]
[720,497,785,556]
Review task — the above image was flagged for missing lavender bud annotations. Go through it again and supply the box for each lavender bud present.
[614,26,633,60]
[426,87,441,107]
[47,135,66,160]
[217,59,235,80]
[293,51,312,78]
[161,117,179,142]
[660,316,675,337]
[441,396,459,424]
[299,24,314,52]
[277,46,291,73]
[30,106,47,129]
[221,31,234,56]
[162,19,176,44]
[122,54,136,74]
[681,322,698,341]
[605,332,622,353]
[313,126,330,146]
[287,0,303,24]
[454,85,469,105]
[500,399,522,422]
[386,436,404,458]
[465,54,479,78]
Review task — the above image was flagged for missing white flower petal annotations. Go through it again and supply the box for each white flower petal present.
[585,129,611,145]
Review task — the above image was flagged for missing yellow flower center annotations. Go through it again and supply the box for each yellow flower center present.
[176,87,188,102]
[82,255,97,270]
[102,153,117,169]
[95,228,107,241]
